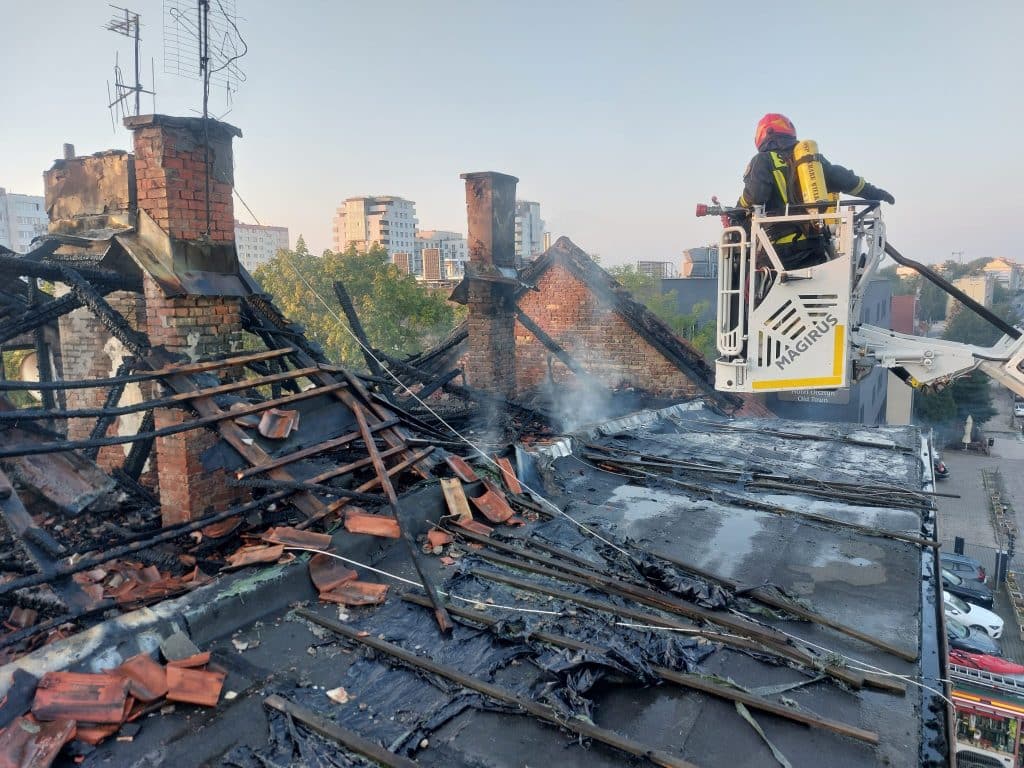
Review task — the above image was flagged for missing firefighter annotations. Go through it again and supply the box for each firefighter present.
[737,113,894,270]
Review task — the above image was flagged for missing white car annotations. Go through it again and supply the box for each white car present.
[944,590,1004,639]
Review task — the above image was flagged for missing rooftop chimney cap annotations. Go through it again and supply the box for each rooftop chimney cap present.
[123,114,243,139]
[460,171,519,184]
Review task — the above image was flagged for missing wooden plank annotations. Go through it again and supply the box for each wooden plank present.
[295,608,700,768]
[349,402,451,632]
[264,695,419,768]
[440,478,473,524]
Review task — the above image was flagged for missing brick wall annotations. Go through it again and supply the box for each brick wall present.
[514,263,701,399]
[57,290,152,472]
[143,275,242,360]
[130,117,236,243]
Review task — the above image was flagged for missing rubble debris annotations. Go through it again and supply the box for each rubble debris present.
[0,670,39,729]
[426,530,453,548]
[295,607,699,768]
[325,687,350,705]
[263,694,418,768]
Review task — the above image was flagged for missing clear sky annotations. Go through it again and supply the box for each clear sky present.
[3,0,1022,265]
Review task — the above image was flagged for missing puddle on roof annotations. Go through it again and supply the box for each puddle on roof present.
[701,510,766,580]
[605,485,680,522]
[791,541,887,588]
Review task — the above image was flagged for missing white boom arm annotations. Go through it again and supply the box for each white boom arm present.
[852,325,1024,399]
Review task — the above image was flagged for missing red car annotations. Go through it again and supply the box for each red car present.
[950,649,1024,676]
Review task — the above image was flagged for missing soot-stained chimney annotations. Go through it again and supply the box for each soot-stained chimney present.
[461,171,518,398]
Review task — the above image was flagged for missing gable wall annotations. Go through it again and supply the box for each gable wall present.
[513,262,702,398]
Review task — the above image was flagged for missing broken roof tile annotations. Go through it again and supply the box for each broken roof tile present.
[318,580,389,607]
[224,543,286,570]
[308,553,357,594]
[165,666,225,708]
[115,654,167,703]
[343,511,400,539]
[469,480,514,524]
[166,652,212,669]
[426,530,453,548]
[257,408,300,439]
[0,715,76,768]
[445,455,479,483]
[494,456,523,495]
[31,672,129,724]
[262,526,331,550]
[73,722,121,746]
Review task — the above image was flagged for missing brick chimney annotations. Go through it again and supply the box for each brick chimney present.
[123,115,246,525]
[461,171,518,398]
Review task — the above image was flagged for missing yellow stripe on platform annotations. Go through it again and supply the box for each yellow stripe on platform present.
[751,325,845,391]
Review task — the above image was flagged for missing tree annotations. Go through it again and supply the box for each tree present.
[253,241,463,369]
[608,266,717,361]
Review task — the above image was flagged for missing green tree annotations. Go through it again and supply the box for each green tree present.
[253,241,462,369]
[608,266,717,361]
[914,386,957,427]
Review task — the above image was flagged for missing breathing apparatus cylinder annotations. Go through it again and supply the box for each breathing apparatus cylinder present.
[793,140,831,213]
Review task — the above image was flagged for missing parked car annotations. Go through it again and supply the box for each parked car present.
[944,591,1003,638]
[933,458,949,479]
[942,568,994,608]
[1014,400,1024,417]
[949,649,1024,677]
[941,552,987,583]
[947,616,1002,656]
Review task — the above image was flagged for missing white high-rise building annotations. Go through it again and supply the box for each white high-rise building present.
[514,200,545,263]
[415,230,467,279]
[332,196,417,259]
[234,221,290,272]
[0,188,48,253]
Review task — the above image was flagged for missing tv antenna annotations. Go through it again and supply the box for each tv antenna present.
[104,5,155,129]
[163,0,246,120]
[162,0,247,238]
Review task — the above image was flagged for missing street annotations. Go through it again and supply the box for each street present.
[935,385,1024,660]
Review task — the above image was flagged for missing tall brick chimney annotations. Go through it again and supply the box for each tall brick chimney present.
[461,171,518,398]
[124,115,246,525]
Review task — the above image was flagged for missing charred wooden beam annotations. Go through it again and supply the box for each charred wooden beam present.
[0,252,141,292]
[0,366,321,422]
[83,357,136,460]
[59,266,149,356]
[0,347,295,392]
[0,382,348,458]
[229,476,386,505]
[332,281,393,402]
[121,409,155,480]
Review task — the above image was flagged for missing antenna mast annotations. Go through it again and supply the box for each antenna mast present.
[104,5,154,124]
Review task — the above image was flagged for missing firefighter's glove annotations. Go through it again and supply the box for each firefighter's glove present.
[861,184,895,204]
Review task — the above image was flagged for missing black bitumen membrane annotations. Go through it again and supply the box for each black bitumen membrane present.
[52,410,941,768]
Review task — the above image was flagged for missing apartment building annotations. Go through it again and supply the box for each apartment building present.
[637,260,676,279]
[947,275,995,315]
[415,230,467,279]
[514,200,544,263]
[233,220,289,272]
[0,188,48,252]
[332,196,417,259]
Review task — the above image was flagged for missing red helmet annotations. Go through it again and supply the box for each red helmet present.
[755,113,796,150]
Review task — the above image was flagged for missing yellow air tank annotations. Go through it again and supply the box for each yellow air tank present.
[793,140,830,213]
